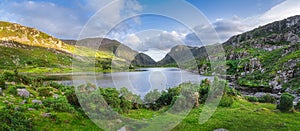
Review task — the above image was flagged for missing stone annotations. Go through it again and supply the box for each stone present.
[214,128,228,131]
[32,100,42,105]
[254,92,266,98]
[17,89,30,98]
[20,100,27,105]
[28,108,36,111]
[42,113,52,117]
[53,94,59,99]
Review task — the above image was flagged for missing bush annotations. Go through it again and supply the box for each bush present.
[65,89,80,107]
[245,96,259,102]
[144,89,161,104]
[219,95,234,107]
[2,71,17,82]
[0,77,5,89]
[43,97,75,113]
[170,95,192,112]
[7,85,17,95]
[277,93,295,112]
[49,82,64,90]
[0,105,33,131]
[295,101,300,111]
[37,87,52,97]
[258,94,276,103]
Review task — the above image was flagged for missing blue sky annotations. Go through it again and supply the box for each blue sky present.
[0,0,299,60]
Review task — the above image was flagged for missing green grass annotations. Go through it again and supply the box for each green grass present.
[120,99,300,131]
[31,111,100,131]
[173,99,300,130]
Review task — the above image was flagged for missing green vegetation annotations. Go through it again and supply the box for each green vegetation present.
[277,93,295,112]
[0,71,300,130]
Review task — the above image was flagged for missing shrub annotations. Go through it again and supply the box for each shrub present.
[156,86,181,106]
[49,82,64,89]
[43,97,75,113]
[0,77,5,89]
[7,85,17,95]
[225,87,240,96]
[65,89,80,107]
[245,96,259,102]
[120,96,132,113]
[144,89,161,104]
[170,95,191,112]
[219,95,234,107]
[258,94,276,103]
[37,87,52,97]
[277,93,295,112]
[0,105,33,131]
[2,71,17,82]
[295,101,300,111]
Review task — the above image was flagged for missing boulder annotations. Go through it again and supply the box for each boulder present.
[32,100,42,105]
[17,89,30,98]
[214,128,228,131]
[42,113,52,117]
[28,108,36,111]
[254,92,266,98]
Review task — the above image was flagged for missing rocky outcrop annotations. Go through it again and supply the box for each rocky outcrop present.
[158,45,208,66]
[0,21,73,54]
[17,89,30,98]
[131,53,156,66]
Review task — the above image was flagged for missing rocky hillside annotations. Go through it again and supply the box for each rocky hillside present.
[0,21,123,73]
[131,53,156,66]
[223,15,300,95]
[158,15,300,96]
[0,21,74,54]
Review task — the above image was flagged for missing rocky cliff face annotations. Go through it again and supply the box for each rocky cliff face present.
[222,15,300,95]
[131,53,156,66]
[158,45,208,65]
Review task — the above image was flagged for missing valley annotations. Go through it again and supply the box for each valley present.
[0,15,299,130]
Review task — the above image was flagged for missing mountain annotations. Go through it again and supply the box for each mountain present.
[158,45,208,66]
[63,38,157,66]
[131,53,156,66]
[222,15,300,93]
[159,15,300,94]
[0,21,74,54]
[0,21,118,73]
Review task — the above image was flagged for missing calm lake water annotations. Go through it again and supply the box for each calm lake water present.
[57,68,212,97]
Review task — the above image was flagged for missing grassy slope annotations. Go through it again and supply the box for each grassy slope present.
[126,99,300,131]
[2,93,299,130]
[0,21,126,73]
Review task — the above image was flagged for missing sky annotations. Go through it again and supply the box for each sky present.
[0,0,300,61]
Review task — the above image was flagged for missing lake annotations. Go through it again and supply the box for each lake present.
[56,68,212,97]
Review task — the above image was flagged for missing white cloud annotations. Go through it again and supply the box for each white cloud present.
[0,0,143,40]
[255,0,300,28]
[123,30,187,53]
[192,0,300,43]
[125,33,142,46]
[0,1,86,39]
[80,0,143,39]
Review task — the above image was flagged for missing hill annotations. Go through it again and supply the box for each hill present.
[158,15,300,95]
[0,21,119,73]
[63,38,157,66]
